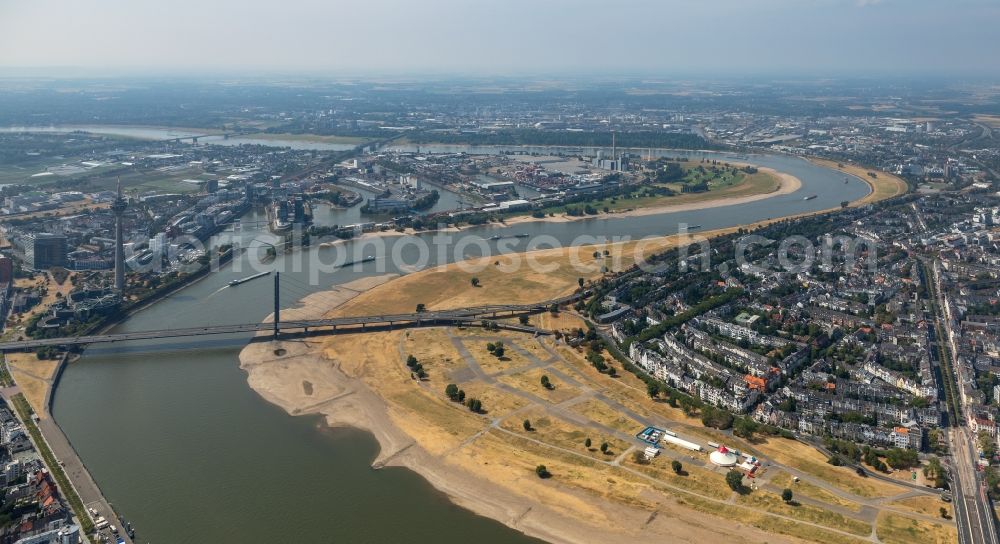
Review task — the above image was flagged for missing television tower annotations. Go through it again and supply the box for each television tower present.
[111,177,127,292]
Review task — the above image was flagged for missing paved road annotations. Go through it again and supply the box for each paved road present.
[928,257,1000,544]
[950,427,1000,544]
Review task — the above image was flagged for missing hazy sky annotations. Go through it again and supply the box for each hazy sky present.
[1,0,997,77]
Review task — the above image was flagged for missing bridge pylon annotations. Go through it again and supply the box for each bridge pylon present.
[273,271,280,339]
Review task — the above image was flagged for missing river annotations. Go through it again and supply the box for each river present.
[51,147,868,543]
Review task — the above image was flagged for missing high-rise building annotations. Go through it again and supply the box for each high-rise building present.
[0,255,12,283]
[149,232,167,256]
[22,233,67,270]
[111,178,128,292]
[611,130,616,162]
[618,152,630,172]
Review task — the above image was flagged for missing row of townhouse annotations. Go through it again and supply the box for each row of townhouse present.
[839,420,924,450]
[840,285,892,306]
[964,315,1000,335]
[970,411,998,437]
[658,334,731,381]
[798,414,923,450]
[686,326,773,378]
[837,379,911,404]
[810,294,870,316]
[965,333,1000,358]
[860,359,937,398]
[804,306,872,330]
[698,381,760,413]
[784,386,940,428]
[694,315,791,348]
[880,339,936,380]
[629,337,758,413]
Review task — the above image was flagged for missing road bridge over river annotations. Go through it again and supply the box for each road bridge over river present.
[0,279,583,352]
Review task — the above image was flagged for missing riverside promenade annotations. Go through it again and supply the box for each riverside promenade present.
[0,382,134,544]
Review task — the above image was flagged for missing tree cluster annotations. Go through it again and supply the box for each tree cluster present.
[444,383,466,403]
[486,341,505,358]
[405,354,427,379]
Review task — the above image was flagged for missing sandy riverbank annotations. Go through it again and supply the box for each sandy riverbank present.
[240,272,667,542]
[316,166,800,245]
[806,157,908,205]
[240,336,732,544]
[495,166,800,227]
[240,320,799,544]
[238,234,810,544]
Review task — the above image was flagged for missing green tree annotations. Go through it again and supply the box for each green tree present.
[671,460,682,474]
[987,467,1000,500]
[781,488,793,503]
[632,450,650,465]
[584,438,592,449]
[726,470,744,493]
[445,383,459,400]
[733,418,759,440]
[493,342,506,358]
[457,389,466,402]
[471,277,480,287]
[646,381,660,399]
[415,303,426,313]
[587,350,607,372]
[600,442,609,454]
[923,456,947,488]
[406,355,418,367]
[940,507,949,519]
[980,431,998,460]
[540,375,552,389]
[535,465,551,479]
[885,448,920,470]
[523,419,532,431]
[578,277,585,288]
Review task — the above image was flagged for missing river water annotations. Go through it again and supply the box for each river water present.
[50,140,868,543]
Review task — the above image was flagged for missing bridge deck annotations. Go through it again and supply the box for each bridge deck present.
[0,294,582,352]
